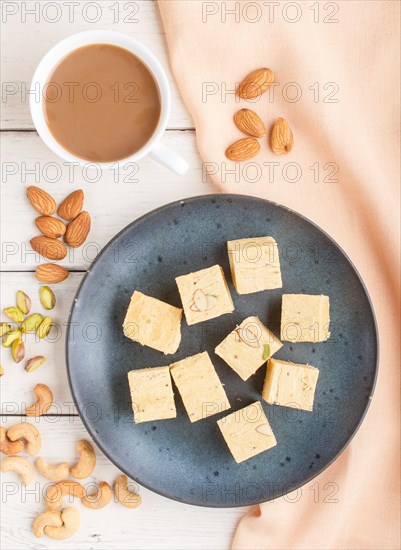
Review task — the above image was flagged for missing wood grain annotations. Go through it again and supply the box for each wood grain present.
[0,2,242,548]
[1,1,193,130]
[1,131,211,271]
[0,417,248,550]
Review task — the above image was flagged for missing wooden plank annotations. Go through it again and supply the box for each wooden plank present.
[1,0,193,130]
[0,416,248,549]
[1,130,212,271]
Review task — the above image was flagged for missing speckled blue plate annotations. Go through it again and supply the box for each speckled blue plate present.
[67,194,378,507]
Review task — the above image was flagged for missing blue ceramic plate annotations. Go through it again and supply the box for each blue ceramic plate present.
[67,194,378,507]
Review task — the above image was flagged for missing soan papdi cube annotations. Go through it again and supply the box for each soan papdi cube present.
[123,291,182,355]
[127,366,176,424]
[217,401,277,463]
[262,358,319,412]
[175,265,234,325]
[170,352,230,422]
[227,236,282,294]
[215,316,283,381]
[281,294,330,343]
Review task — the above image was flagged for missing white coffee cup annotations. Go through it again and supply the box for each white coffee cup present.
[30,30,189,175]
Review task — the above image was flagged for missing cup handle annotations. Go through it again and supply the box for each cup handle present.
[149,142,189,175]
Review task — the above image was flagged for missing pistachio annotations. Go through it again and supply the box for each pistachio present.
[0,323,11,338]
[37,317,53,339]
[21,314,44,333]
[25,356,46,373]
[263,344,270,361]
[16,291,31,315]
[39,286,56,310]
[0,365,4,377]
[2,329,22,348]
[3,307,24,323]
[11,339,25,363]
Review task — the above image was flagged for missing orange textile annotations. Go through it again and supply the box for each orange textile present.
[158,1,401,548]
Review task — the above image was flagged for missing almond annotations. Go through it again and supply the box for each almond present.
[256,423,273,436]
[58,190,84,221]
[237,68,275,99]
[35,264,69,284]
[65,211,91,247]
[26,187,57,216]
[193,289,208,312]
[270,117,294,155]
[234,109,266,138]
[30,236,67,261]
[225,138,260,162]
[35,216,67,239]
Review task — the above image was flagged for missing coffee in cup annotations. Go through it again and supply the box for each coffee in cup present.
[44,44,161,163]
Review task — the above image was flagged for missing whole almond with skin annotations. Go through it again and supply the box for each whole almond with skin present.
[65,211,91,248]
[35,216,67,239]
[36,264,69,284]
[30,236,67,261]
[270,117,294,155]
[58,190,84,221]
[26,187,57,216]
[234,109,266,137]
[225,138,260,162]
[237,68,275,99]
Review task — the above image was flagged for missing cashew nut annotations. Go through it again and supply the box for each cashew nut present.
[114,474,142,509]
[0,456,33,485]
[33,510,63,538]
[0,426,24,455]
[7,422,41,456]
[25,383,53,416]
[82,481,112,510]
[35,457,69,482]
[70,439,96,479]
[45,480,85,510]
[45,507,80,540]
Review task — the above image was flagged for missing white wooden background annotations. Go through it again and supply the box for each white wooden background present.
[0,2,249,548]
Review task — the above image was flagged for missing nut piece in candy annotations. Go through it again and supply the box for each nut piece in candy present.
[30,236,68,261]
[0,365,3,377]
[26,383,53,416]
[70,439,96,479]
[0,323,11,338]
[35,457,69,482]
[45,480,85,510]
[35,216,67,239]
[37,317,53,339]
[58,189,84,221]
[16,290,31,314]
[3,307,24,323]
[1,456,33,485]
[234,109,266,138]
[44,507,80,540]
[11,338,25,363]
[65,211,91,248]
[33,510,63,538]
[0,426,25,455]
[21,313,44,333]
[26,186,57,216]
[2,329,22,348]
[82,481,112,509]
[114,474,142,509]
[7,422,41,455]
[40,286,56,310]
[270,117,294,155]
[25,356,46,373]
[225,138,260,162]
[36,264,69,284]
[237,68,275,99]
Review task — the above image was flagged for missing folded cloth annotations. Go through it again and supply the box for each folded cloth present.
[158,1,400,548]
